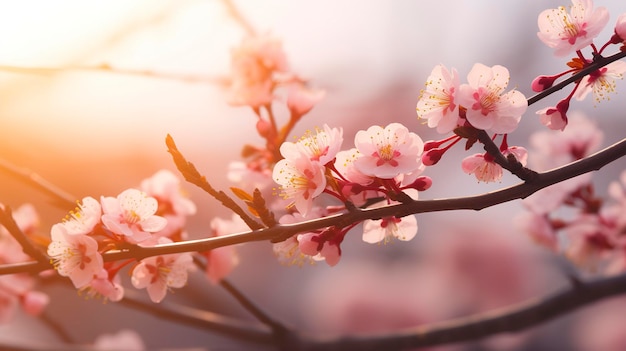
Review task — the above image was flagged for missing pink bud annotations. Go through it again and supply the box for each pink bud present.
[422,148,445,166]
[531,75,558,92]
[256,118,275,139]
[408,176,433,191]
[614,13,626,43]
[21,291,49,316]
[423,140,442,151]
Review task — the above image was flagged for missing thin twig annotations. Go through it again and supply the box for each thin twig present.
[120,288,273,346]
[39,311,74,344]
[0,64,227,85]
[220,279,287,334]
[0,207,49,264]
[221,0,256,36]
[527,50,626,106]
[0,158,76,209]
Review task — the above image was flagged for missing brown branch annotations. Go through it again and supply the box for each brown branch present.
[2,137,622,273]
[0,206,49,264]
[221,0,256,36]
[0,64,227,85]
[166,134,264,230]
[297,272,626,351]
[0,158,76,209]
[527,50,626,106]
[120,288,273,346]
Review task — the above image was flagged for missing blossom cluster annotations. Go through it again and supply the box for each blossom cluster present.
[0,204,49,323]
[533,0,626,130]
[272,123,430,266]
[415,63,529,183]
[46,170,197,303]
[516,114,626,273]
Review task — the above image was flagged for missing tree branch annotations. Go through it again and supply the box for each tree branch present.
[0,158,76,209]
[527,50,626,106]
[297,272,626,351]
[1,137,623,274]
[0,206,49,264]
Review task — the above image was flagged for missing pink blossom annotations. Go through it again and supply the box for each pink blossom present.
[279,124,343,165]
[93,330,145,351]
[299,237,341,267]
[101,189,167,243]
[272,156,326,216]
[47,224,104,288]
[20,290,49,316]
[80,269,124,302]
[298,230,342,267]
[353,123,424,179]
[524,113,603,213]
[140,170,196,217]
[574,61,626,102]
[537,0,609,57]
[228,34,289,108]
[536,99,570,131]
[564,214,615,269]
[513,211,558,251]
[131,238,195,303]
[0,203,39,263]
[614,13,626,43]
[529,112,603,169]
[461,153,503,183]
[457,63,527,134]
[203,214,246,283]
[273,211,325,266]
[61,197,102,235]
[416,64,461,134]
[362,215,418,244]
[461,146,527,183]
[287,84,326,116]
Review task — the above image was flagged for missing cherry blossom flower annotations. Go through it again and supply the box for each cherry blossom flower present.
[513,211,558,251]
[80,269,124,302]
[461,146,527,183]
[287,84,326,117]
[362,214,418,244]
[228,34,289,108]
[202,214,246,283]
[101,189,167,243]
[93,330,145,351]
[416,64,461,134]
[524,113,603,213]
[537,0,609,57]
[60,197,102,235]
[457,63,527,134]
[47,223,103,288]
[140,170,196,239]
[273,211,326,266]
[536,98,570,131]
[279,124,343,165]
[564,214,615,270]
[0,203,39,264]
[574,61,626,102]
[273,155,326,216]
[353,123,424,179]
[298,232,342,267]
[140,170,196,218]
[613,13,626,45]
[131,238,195,303]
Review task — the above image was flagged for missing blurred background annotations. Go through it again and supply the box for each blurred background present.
[0,0,625,350]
